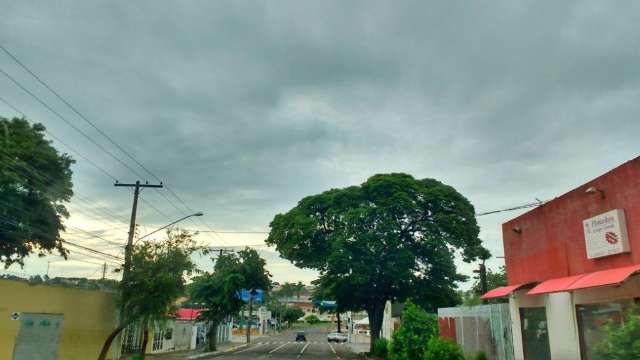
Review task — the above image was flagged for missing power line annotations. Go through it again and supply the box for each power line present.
[0,150,130,233]
[1,50,222,245]
[0,44,157,181]
[0,95,119,181]
[475,200,546,217]
[0,67,147,179]
[0,215,123,264]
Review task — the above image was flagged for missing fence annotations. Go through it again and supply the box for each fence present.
[438,303,514,360]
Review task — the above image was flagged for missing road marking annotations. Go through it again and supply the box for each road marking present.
[234,343,263,354]
[269,342,289,354]
[328,342,337,354]
[296,343,310,359]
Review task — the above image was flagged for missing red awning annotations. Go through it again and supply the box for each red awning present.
[176,308,203,321]
[527,274,586,295]
[481,283,533,300]
[527,264,640,296]
[567,264,640,291]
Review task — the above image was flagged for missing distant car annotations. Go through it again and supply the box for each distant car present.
[295,331,307,342]
[327,332,348,343]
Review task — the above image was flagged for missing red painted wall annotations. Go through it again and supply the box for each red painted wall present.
[438,317,457,341]
[503,157,640,285]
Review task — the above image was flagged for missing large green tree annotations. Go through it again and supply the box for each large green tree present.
[0,117,74,267]
[266,174,487,350]
[189,253,245,351]
[98,230,198,360]
[236,247,271,343]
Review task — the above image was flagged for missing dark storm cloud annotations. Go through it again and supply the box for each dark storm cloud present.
[1,0,639,281]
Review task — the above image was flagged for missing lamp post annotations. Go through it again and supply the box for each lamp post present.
[136,212,204,243]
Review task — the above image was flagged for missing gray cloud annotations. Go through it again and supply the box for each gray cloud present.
[1,0,639,284]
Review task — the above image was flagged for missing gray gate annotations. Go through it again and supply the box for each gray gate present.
[173,321,192,350]
[438,304,514,360]
[13,313,64,360]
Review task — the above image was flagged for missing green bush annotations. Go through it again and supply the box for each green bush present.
[371,338,389,358]
[304,314,321,324]
[473,352,488,360]
[595,306,640,359]
[388,300,439,360]
[423,338,465,360]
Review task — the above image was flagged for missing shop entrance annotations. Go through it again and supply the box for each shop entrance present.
[519,307,551,360]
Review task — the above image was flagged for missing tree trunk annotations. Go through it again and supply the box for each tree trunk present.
[208,321,219,351]
[139,328,149,359]
[97,326,124,360]
[366,302,385,353]
[246,298,253,344]
[336,312,341,333]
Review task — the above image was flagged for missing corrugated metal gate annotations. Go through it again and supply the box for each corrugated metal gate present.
[13,313,64,360]
[438,303,514,360]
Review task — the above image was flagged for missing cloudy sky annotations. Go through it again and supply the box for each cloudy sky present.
[1,1,639,286]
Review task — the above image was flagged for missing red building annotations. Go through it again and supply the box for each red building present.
[482,157,640,360]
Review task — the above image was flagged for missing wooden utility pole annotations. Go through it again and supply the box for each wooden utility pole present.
[102,262,107,280]
[210,248,233,258]
[114,181,163,319]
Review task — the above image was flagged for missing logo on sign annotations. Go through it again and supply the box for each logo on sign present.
[605,231,619,245]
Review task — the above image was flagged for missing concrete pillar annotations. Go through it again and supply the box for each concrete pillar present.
[546,292,581,359]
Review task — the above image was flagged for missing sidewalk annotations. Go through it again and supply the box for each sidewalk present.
[147,335,269,360]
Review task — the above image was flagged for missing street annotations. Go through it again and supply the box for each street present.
[210,327,360,360]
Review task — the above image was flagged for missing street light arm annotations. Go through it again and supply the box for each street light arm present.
[136,212,203,243]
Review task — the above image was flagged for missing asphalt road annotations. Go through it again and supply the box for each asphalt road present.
[214,327,359,359]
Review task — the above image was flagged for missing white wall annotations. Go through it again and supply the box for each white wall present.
[546,292,581,359]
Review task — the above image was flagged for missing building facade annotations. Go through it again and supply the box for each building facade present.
[482,157,640,360]
[0,278,119,360]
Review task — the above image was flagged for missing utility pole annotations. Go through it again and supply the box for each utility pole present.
[114,181,163,320]
[102,262,107,280]
[210,248,233,259]
[474,259,488,298]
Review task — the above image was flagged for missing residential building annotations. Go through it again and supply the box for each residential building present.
[481,157,640,360]
[0,277,119,360]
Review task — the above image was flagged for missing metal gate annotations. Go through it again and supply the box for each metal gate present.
[173,321,192,350]
[438,304,515,360]
[13,313,64,360]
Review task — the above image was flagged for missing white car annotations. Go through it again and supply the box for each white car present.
[327,332,348,343]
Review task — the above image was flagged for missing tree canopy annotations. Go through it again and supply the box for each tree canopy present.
[266,173,487,349]
[99,230,198,359]
[0,117,74,267]
[189,247,270,350]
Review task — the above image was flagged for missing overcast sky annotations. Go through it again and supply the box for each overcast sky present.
[1,1,639,287]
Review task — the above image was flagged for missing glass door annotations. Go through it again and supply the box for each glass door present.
[520,307,551,360]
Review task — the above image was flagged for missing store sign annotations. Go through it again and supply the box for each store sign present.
[583,209,630,259]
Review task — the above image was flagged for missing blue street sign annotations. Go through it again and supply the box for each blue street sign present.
[237,289,264,303]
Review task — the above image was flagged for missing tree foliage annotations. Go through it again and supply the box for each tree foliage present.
[266,174,486,349]
[282,306,305,323]
[98,230,198,359]
[0,117,74,267]
[304,314,321,324]
[595,306,640,359]
[422,338,465,360]
[472,265,507,294]
[189,253,244,351]
[388,301,439,360]
[189,247,270,350]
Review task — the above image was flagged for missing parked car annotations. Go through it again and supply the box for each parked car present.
[295,331,307,342]
[327,332,348,343]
